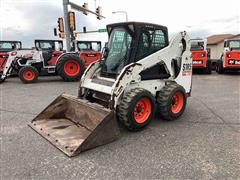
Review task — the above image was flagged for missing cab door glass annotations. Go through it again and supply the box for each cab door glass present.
[136,28,167,60]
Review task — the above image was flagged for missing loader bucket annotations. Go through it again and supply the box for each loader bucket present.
[29,93,120,157]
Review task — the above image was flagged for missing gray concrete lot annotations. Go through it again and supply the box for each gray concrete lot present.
[0,72,239,180]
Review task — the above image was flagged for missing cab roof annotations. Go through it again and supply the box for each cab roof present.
[34,39,63,43]
[224,38,240,41]
[0,41,21,44]
[224,39,240,41]
[107,21,168,33]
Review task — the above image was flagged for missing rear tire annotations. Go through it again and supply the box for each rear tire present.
[157,82,187,121]
[205,60,212,74]
[19,66,39,84]
[0,73,5,83]
[0,78,5,83]
[118,88,155,131]
[216,60,224,74]
[56,54,85,81]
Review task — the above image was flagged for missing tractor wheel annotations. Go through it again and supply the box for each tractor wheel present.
[205,60,212,74]
[0,72,6,83]
[216,60,224,74]
[157,82,187,121]
[0,78,5,83]
[118,88,155,131]
[19,66,39,84]
[56,54,85,81]
[0,76,5,83]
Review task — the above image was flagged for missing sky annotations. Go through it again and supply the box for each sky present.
[0,0,240,48]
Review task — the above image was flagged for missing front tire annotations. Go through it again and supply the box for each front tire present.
[205,60,212,74]
[56,54,85,81]
[19,66,39,84]
[216,60,224,74]
[118,88,155,131]
[157,82,187,121]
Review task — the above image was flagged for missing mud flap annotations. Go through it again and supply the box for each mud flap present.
[29,93,120,157]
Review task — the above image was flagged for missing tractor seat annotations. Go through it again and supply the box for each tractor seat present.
[42,50,53,65]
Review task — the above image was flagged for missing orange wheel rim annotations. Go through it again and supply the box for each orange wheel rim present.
[171,92,184,114]
[134,97,152,124]
[23,69,35,81]
[64,60,80,76]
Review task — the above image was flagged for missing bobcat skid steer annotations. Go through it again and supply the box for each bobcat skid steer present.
[29,22,192,157]
[190,39,212,74]
[216,38,240,74]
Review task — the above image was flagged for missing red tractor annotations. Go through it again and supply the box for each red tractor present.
[0,41,22,72]
[34,40,102,73]
[216,39,240,74]
[190,39,211,74]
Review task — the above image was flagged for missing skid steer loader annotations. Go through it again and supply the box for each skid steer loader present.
[190,39,211,74]
[29,22,192,157]
[216,38,240,73]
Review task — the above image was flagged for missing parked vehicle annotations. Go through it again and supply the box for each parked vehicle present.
[216,39,240,74]
[0,40,102,83]
[190,39,211,74]
[29,22,193,157]
[0,41,22,72]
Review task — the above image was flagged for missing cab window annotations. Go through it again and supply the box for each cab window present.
[40,42,54,49]
[0,42,14,49]
[136,28,167,60]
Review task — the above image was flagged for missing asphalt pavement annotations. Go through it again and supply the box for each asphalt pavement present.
[0,72,239,180]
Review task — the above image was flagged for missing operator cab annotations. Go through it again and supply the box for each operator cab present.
[71,41,102,52]
[224,39,240,51]
[0,41,22,71]
[35,40,63,51]
[101,22,169,78]
[0,41,22,52]
[35,40,63,66]
[190,39,206,51]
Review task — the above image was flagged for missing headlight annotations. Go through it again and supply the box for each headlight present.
[227,54,231,58]
[201,53,205,57]
[10,51,17,56]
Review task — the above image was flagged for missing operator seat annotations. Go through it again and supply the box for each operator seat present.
[42,49,53,66]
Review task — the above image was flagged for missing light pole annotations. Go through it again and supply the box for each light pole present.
[112,11,128,21]
[63,0,71,52]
